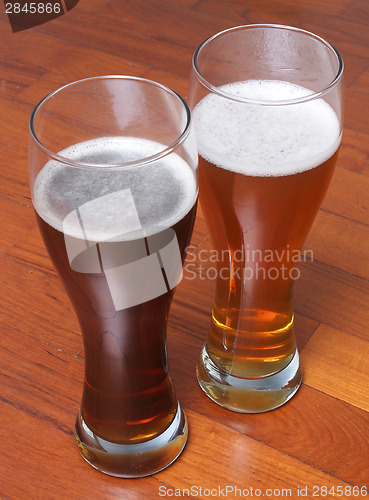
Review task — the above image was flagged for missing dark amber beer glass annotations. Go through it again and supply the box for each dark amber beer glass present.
[189,25,343,412]
[29,76,198,476]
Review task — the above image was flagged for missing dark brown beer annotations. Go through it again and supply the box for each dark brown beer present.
[33,137,197,445]
[36,207,196,443]
[193,80,341,380]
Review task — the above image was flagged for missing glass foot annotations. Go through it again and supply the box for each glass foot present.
[196,347,302,413]
[74,402,188,477]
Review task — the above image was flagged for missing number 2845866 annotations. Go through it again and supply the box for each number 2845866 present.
[5,2,62,14]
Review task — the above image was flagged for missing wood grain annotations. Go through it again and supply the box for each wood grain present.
[0,198,34,254]
[1,0,369,498]
[159,409,356,499]
[0,403,174,500]
[304,210,369,279]
[322,167,369,223]
[301,324,369,412]
[294,261,369,341]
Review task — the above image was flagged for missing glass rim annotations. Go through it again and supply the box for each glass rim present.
[29,75,193,170]
[192,24,344,106]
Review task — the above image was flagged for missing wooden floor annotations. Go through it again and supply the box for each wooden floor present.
[1,0,369,498]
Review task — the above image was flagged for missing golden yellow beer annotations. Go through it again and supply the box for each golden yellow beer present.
[198,149,339,378]
[191,75,342,412]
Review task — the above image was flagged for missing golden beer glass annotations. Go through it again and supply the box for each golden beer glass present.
[189,25,343,412]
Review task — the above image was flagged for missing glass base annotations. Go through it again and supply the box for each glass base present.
[196,347,302,413]
[74,402,188,477]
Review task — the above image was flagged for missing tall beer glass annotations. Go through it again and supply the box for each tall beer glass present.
[29,76,198,476]
[189,25,343,412]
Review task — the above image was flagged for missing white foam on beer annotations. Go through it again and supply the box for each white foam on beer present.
[193,80,341,177]
[34,137,197,240]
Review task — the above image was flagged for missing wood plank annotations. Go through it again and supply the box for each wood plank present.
[5,224,56,274]
[301,324,369,412]
[16,49,151,108]
[304,210,369,279]
[0,197,34,254]
[0,97,32,151]
[0,20,66,69]
[342,52,369,90]
[194,0,301,27]
[351,68,369,94]
[361,164,369,177]
[32,8,223,78]
[0,59,45,100]
[322,166,369,223]
[72,0,111,14]
[344,89,369,132]
[0,324,82,435]
[337,128,369,173]
[341,0,369,26]
[168,327,369,487]
[100,0,224,51]
[303,17,369,62]
[267,0,352,16]
[1,302,366,491]
[0,144,31,204]
[0,255,82,355]
[294,260,369,342]
[0,402,175,499]
[158,408,357,498]
[1,397,357,499]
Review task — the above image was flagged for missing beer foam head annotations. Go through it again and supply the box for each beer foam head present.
[193,80,341,176]
[34,137,197,240]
